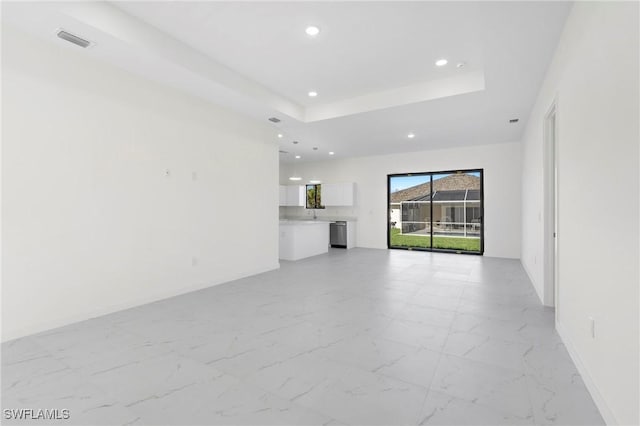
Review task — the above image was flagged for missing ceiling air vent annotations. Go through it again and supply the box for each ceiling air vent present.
[268,117,281,123]
[509,118,519,123]
[57,30,91,48]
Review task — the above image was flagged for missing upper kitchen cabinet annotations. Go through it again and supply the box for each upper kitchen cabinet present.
[288,185,305,206]
[279,185,305,207]
[322,183,355,206]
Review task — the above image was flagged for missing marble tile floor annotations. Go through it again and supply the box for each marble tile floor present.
[2,248,604,425]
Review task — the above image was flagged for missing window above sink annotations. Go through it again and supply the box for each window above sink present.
[306,184,325,209]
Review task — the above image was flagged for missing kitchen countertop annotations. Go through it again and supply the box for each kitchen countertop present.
[280,216,357,222]
[279,220,331,226]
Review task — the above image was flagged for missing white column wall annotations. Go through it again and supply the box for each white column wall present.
[2,26,280,341]
[520,3,639,424]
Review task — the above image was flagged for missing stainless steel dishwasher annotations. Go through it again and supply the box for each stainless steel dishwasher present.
[330,221,347,248]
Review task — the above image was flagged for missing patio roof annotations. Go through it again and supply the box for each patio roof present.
[405,189,481,202]
[390,174,480,203]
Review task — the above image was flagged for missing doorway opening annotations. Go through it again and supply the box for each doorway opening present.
[387,169,484,254]
[544,103,558,308]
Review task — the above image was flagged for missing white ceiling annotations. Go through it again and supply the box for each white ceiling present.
[2,1,572,162]
[116,1,487,106]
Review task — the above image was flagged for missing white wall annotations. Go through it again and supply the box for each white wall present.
[1,26,280,341]
[283,142,522,259]
[520,2,639,424]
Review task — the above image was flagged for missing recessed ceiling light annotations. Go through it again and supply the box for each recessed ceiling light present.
[277,133,283,138]
[305,26,320,36]
[268,117,281,123]
[435,59,448,67]
[309,180,322,184]
[329,151,335,155]
[289,176,302,181]
[407,133,416,139]
[308,91,318,97]
[456,62,466,69]
[509,118,519,123]
[295,155,301,159]
[293,141,299,144]
[313,147,318,150]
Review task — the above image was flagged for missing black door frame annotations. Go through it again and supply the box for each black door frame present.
[387,168,484,255]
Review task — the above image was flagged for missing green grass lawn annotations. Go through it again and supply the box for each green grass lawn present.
[390,228,481,252]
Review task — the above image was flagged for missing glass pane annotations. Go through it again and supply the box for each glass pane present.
[431,172,482,252]
[306,184,324,209]
[389,174,432,249]
[306,185,317,208]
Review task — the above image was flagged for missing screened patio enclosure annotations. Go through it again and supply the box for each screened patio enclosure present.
[399,189,481,237]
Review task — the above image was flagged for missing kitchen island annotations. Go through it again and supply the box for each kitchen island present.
[279,220,330,261]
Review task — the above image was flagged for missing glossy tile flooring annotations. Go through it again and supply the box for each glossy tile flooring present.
[2,249,604,425]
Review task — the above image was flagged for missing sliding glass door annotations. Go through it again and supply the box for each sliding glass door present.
[387,169,483,254]
[389,173,432,249]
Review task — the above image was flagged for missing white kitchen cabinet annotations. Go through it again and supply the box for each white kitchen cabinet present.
[279,220,330,260]
[321,183,340,206]
[322,182,355,206]
[286,185,305,207]
[342,183,355,206]
[279,185,304,207]
[346,220,357,248]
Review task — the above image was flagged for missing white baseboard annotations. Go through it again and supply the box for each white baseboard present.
[2,262,280,342]
[555,320,618,425]
[521,258,544,305]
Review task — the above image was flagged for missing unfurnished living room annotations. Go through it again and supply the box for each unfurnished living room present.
[1,1,638,426]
